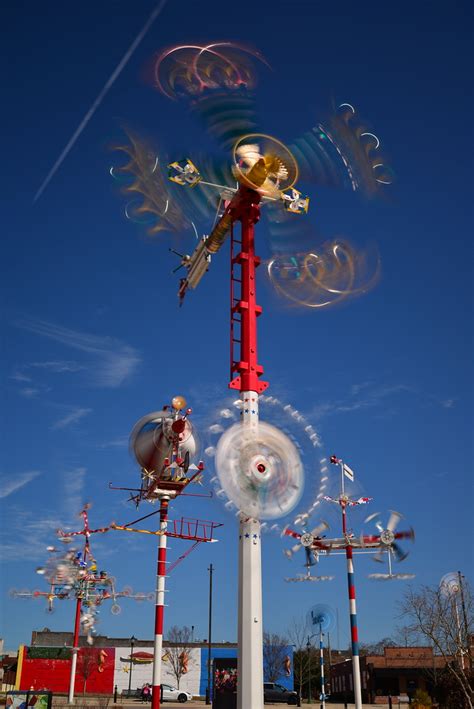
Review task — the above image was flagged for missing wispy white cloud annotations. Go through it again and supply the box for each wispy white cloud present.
[351,381,373,395]
[51,407,92,430]
[97,436,129,449]
[19,387,41,398]
[31,360,85,373]
[11,370,32,383]
[0,470,87,561]
[441,398,456,409]
[310,384,413,420]
[0,470,41,499]
[63,467,87,516]
[0,511,64,561]
[17,318,141,388]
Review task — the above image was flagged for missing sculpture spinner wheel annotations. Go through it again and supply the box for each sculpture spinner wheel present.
[283,520,334,582]
[215,420,303,520]
[205,394,330,533]
[361,510,415,579]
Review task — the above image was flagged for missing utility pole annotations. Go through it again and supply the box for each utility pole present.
[458,571,471,672]
[206,563,214,704]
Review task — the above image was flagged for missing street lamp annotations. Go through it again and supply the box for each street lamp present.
[128,635,137,695]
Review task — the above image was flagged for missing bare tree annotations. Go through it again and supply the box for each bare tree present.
[165,626,194,689]
[77,647,99,695]
[398,583,473,709]
[287,617,309,694]
[358,637,397,656]
[263,631,290,682]
[394,624,419,648]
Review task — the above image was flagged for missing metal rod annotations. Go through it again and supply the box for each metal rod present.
[320,624,325,709]
[206,563,214,704]
[307,638,312,704]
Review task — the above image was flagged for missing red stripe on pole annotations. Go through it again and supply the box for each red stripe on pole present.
[155,605,164,635]
[152,684,160,709]
[158,546,166,576]
[352,626,359,642]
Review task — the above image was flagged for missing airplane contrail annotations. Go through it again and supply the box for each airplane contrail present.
[34,0,168,203]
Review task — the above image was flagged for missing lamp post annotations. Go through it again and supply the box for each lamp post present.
[128,635,137,695]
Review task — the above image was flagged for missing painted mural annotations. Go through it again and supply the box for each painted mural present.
[17,645,294,697]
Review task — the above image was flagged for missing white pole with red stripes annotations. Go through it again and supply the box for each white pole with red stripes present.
[152,495,169,709]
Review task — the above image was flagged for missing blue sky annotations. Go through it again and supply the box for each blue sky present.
[1,0,472,651]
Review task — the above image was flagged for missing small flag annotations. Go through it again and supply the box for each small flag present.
[343,463,354,481]
[330,455,340,465]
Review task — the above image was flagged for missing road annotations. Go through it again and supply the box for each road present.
[117,699,392,709]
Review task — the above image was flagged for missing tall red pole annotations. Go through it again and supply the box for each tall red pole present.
[229,188,267,395]
[229,187,267,709]
[152,496,169,709]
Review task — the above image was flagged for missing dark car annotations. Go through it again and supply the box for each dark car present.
[264,682,298,705]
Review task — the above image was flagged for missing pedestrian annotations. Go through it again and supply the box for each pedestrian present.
[141,685,150,703]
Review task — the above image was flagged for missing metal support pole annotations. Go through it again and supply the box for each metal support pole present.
[68,597,82,704]
[206,564,213,704]
[307,641,312,704]
[231,189,265,709]
[343,513,362,709]
[319,624,325,709]
[152,496,169,709]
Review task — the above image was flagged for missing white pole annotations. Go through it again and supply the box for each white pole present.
[319,625,325,709]
[237,390,264,709]
[152,495,169,709]
[68,648,78,704]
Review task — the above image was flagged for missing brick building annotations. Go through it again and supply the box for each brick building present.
[330,646,452,704]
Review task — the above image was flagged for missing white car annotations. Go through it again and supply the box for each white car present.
[161,684,193,703]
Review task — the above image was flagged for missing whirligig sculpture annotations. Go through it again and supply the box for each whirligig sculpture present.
[284,455,415,709]
[47,506,150,702]
[11,506,153,704]
[110,395,222,709]
[111,40,395,709]
[306,604,335,708]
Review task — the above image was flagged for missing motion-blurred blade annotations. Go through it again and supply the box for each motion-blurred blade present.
[310,520,329,538]
[387,510,402,532]
[392,542,409,562]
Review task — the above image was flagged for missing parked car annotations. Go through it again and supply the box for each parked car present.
[264,682,298,705]
[161,684,193,703]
